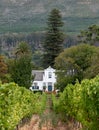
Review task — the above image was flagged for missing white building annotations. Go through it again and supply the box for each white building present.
[31,66,56,92]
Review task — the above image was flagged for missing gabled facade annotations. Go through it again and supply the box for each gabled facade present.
[31,66,56,92]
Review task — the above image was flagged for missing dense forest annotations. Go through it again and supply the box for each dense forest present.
[0,32,78,66]
[0,24,99,67]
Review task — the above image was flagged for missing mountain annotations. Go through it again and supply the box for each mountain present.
[0,0,99,34]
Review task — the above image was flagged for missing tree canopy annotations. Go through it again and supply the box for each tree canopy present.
[8,42,32,89]
[78,25,99,45]
[0,55,8,83]
[55,44,99,91]
[42,8,64,68]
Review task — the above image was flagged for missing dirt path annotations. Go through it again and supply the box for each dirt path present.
[18,95,81,130]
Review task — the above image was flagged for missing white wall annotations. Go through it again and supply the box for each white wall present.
[43,66,56,91]
[32,66,57,91]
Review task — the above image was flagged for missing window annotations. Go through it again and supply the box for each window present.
[33,83,39,89]
[32,86,39,89]
[37,86,39,89]
[48,72,52,78]
[32,86,34,89]
[34,83,37,86]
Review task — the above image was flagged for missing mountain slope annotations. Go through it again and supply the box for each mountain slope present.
[0,0,99,34]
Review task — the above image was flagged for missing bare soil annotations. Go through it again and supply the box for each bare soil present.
[18,95,82,130]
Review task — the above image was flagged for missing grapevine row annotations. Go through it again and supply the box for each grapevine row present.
[52,75,99,130]
[0,82,46,130]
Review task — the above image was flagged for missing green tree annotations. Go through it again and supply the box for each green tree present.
[8,42,32,89]
[0,55,7,80]
[43,8,64,68]
[55,44,99,91]
[78,25,99,45]
[0,55,11,83]
[15,41,30,56]
[32,51,43,68]
[84,50,99,78]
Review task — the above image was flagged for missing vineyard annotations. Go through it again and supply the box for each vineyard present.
[52,75,99,130]
[0,82,46,130]
[0,75,99,130]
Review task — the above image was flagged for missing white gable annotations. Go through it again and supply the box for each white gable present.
[31,66,56,92]
[43,66,56,83]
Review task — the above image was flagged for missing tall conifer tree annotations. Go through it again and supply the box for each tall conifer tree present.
[43,8,64,68]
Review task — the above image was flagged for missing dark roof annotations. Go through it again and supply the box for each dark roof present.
[32,70,44,81]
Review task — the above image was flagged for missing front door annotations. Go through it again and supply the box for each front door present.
[48,82,52,91]
[48,85,52,91]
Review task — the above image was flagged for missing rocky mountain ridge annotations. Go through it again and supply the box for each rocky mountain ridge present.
[0,0,99,34]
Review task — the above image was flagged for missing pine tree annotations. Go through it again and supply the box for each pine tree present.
[43,8,64,68]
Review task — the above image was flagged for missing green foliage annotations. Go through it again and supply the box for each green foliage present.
[0,32,44,62]
[55,44,99,91]
[32,51,43,67]
[51,94,60,113]
[8,42,32,89]
[84,49,99,79]
[0,55,11,83]
[15,41,31,56]
[0,82,47,130]
[52,75,99,130]
[43,8,64,68]
[78,25,99,45]
[55,75,76,92]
